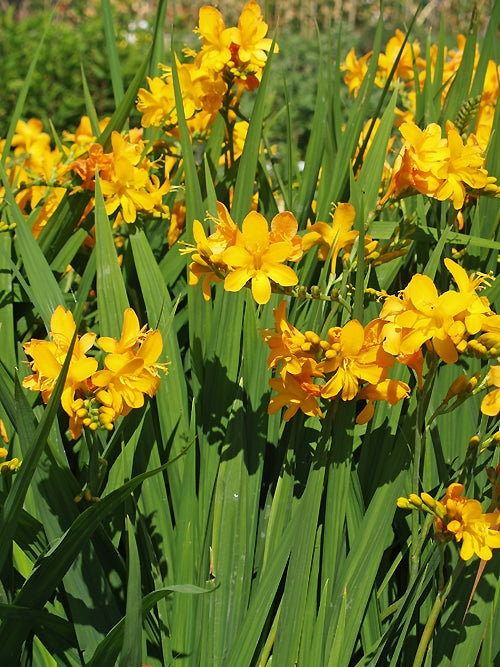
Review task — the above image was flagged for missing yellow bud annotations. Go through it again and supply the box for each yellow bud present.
[84,488,92,502]
[99,414,114,426]
[305,331,320,345]
[88,422,98,432]
[409,493,423,507]
[0,447,8,459]
[396,497,411,509]
[72,398,85,411]
[82,418,92,427]
[468,435,480,449]
[76,408,88,419]
[420,493,436,509]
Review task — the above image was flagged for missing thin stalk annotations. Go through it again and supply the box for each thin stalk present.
[410,354,440,584]
[412,558,465,667]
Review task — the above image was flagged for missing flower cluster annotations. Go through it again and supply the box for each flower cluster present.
[398,482,500,561]
[136,1,276,140]
[181,201,301,304]
[261,301,410,422]
[378,258,500,384]
[342,31,498,150]
[381,120,499,209]
[69,129,170,224]
[22,307,168,439]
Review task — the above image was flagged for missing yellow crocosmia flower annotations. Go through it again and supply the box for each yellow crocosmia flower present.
[376,30,420,84]
[222,210,298,304]
[12,118,51,155]
[100,159,156,223]
[92,328,167,416]
[381,122,449,204]
[261,301,323,378]
[0,418,8,444]
[446,499,500,561]
[340,47,372,98]
[434,122,489,209]
[480,365,500,417]
[194,5,234,73]
[137,76,176,128]
[319,320,393,401]
[97,308,147,355]
[380,270,472,363]
[229,0,276,71]
[302,203,357,274]
[23,306,98,422]
[444,258,493,334]
[268,371,323,422]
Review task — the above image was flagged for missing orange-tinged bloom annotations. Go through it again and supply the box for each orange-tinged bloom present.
[268,371,323,421]
[302,203,358,274]
[261,301,322,378]
[222,210,298,304]
[381,122,449,204]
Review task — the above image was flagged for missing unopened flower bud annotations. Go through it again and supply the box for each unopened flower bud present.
[420,493,436,509]
[409,493,423,507]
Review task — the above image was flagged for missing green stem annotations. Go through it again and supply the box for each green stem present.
[412,558,465,667]
[410,354,440,584]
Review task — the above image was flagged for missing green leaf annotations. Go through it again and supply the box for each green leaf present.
[120,517,143,667]
[94,173,129,338]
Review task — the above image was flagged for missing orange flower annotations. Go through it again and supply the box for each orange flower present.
[268,371,323,421]
[261,301,322,378]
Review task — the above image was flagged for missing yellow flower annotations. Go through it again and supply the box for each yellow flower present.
[381,122,449,204]
[376,30,420,84]
[23,306,98,421]
[194,5,234,73]
[480,365,500,417]
[319,320,393,401]
[137,75,176,128]
[301,203,358,275]
[443,492,500,561]
[92,328,167,416]
[340,47,372,97]
[434,122,489,209]
[380,271,469,363]
[222,210,299,304]
[228,0,275,72]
